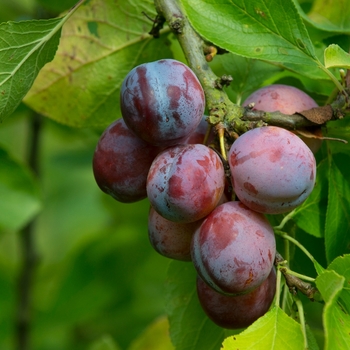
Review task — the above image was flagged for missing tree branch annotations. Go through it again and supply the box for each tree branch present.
[16,112,41,350]
[154,0,349,139]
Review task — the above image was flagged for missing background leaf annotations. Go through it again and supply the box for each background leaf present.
[222,307,305,350]
[0,145,41,231]
[128,316,174,350]
[24,0,173,128]
[209,53,282,104]
[293,159,328,238]
[165,261,233,350]
[300,0,350,33]
[89,335,121,350]
[0,3,81,121]
[325,152,350,263]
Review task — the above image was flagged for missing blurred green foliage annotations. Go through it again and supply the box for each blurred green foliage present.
[0,102,172,349]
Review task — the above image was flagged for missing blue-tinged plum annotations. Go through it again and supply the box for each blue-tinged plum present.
[120,59,205,146]
[148,207,202,261]
[229,126,316,214]
[191,201,276,295]
[93,118,162,203]
[243,84,322,153]
[146,144,225,223]
[196,267,276,329]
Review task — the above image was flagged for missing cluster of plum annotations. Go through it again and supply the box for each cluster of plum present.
[92,59,317,329]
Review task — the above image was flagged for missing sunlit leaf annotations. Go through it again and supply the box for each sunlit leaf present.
[24,0,173,128]
[222,307,305,349]
[181,0,322,69]
[0,2,83,121]
[324,44,350,69]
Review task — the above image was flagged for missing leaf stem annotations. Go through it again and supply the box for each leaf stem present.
[274,209,297,231]
[274,230,317,266]
[279,267,315,283]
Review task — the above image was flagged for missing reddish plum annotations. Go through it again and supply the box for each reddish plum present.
[197,267,276,329]
[120,59,205,146]
[191,201,276,295]
[93,119,161,203]
[148,207,202,261]
[229,126,316,214]
[147,144,225,223]
[243,84,322,153]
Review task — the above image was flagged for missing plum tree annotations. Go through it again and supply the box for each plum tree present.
[120,59,205,146]
[196,267,276,329]
[228,126,316,214]
[147,144,225,223]
[243,84,322,153]
[191,201,276,295]
[92,118,162,203]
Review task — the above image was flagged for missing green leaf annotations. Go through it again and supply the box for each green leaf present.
[316,270,350,350]
[210,53,282,104]
[302,0,350,33]
[128,316,174,350]
[324,44,350,69]
[0,146,41,231]
[222,307,305,349]
[181,0,321,68]
[0,3,82,122]
[328,255,350,314]
[293,159,328,238]
[165,261,229,350]
[24,0,173,128]
[325,153,350,263]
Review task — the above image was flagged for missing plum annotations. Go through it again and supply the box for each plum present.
[146,144,225,223]
[197,267,276,329]
[229,126,316,214]
[191,201,276,295]
[120,59,205,146]
[148,207,203,261]
[243,84,322,153]
[92,118,161,203]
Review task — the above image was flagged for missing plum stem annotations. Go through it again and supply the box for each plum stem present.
[274,209,297,231]
[275,230,315,263]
